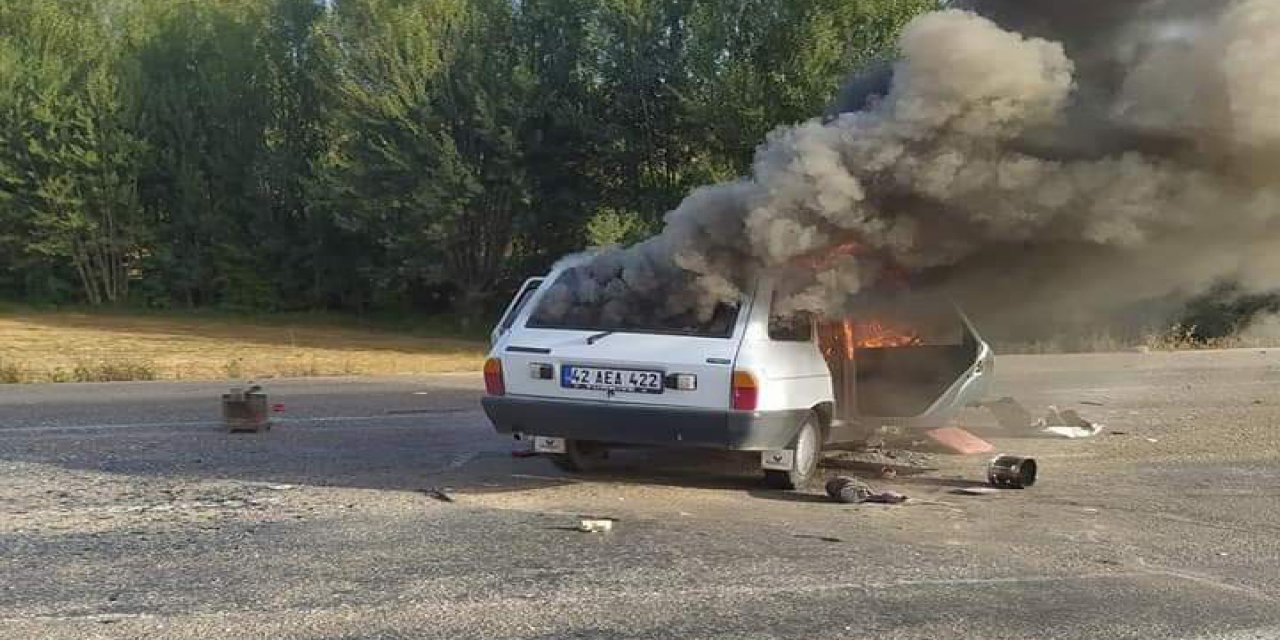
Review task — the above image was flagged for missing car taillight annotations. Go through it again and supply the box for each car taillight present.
[484,358,505,396]
[731,370,758,411]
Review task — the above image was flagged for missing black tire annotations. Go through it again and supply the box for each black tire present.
[548,440,607,473]
[763,413,823,490]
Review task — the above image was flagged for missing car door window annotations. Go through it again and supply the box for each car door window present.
[494,278,542,339]
[768,293,813,342]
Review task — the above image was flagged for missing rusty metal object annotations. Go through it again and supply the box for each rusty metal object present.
[222,385,270,432]
[987,455,1038,489]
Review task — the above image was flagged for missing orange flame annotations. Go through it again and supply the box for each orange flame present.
[850,320,922,349]
[818,318,923,361]
[841,319,855,360]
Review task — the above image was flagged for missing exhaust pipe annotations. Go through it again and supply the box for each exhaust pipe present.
[987,455,1037,489]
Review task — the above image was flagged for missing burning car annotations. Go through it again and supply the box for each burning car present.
[481,256,994,489]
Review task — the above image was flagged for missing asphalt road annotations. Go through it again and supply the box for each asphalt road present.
[2,350,1279,639]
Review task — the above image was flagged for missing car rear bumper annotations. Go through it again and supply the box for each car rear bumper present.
[481,395,810,451]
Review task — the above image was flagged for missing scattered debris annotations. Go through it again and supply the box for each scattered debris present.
[1146,438,1160,443]
[826,476,873,504]
[866,490,908,505]
[824,445,934,470]
[577,518,615,533]
[222,384,270,433]
[420,488,455,503]
[985,396,1035,430]
[794,534,843,543]
[511,450,538,458]
[824,476,908,505]
[988,398,1107,438]
[878,466,898,480]
[987,455,1038,489]
[925,426,995,455]
[271,403,286,413]
[1035,406,1105,439]
[953,486,1002,496]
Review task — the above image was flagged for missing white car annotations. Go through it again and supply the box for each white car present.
[482,260,994,489]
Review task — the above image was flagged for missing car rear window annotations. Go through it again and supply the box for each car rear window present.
[525,269,740,338]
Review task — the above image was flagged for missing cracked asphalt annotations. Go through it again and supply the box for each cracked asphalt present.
[1,349,1279,639]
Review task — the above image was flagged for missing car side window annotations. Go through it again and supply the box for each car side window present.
[769,313,813,342]
[768,293,813,342]
[500,279,541,332]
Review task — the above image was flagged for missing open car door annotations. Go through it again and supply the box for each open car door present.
[821,298,994,438]
[490,277,543,345]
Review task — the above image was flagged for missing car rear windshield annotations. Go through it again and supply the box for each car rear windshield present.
[525,271,740,339]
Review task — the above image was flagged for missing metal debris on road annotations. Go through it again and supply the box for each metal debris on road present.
[953,486,1002,496]
[421,488,455,503]
[794,534,843,543]
[987,455,1038,489]
[222,384,270,433]
[1036,406,1105,439]
[578,518,615,533]
[988,398,1106,438]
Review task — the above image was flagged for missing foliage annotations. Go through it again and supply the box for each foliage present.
[0,0,930,318]
[1177,284,1280,342]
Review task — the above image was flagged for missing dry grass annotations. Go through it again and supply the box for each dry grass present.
[997,323,1280,354]
[0,311,486,384]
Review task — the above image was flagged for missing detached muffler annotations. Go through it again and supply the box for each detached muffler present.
[987,454,1038,489]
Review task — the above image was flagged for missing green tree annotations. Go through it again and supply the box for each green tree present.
[318,0,533,316]
[512,0,613,270]
[133,1,273,308]
[0,2,148,305]
[0,0,941,317]
[257,0,344,309]
[686,0,939,171]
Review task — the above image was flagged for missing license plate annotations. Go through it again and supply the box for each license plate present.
[561,365,663,394]
[533,437,566,454]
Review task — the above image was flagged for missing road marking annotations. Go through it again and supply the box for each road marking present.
[0,412,482,435]
[1134,560,1277,601]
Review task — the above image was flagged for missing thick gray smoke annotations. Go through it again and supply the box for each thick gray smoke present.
[533,0,1280,339]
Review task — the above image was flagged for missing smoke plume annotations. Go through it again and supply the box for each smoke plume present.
[533,0,1280,340]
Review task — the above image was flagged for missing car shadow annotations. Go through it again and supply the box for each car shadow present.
[0,410,986,505]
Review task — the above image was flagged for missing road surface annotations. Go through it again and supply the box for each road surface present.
[1,350,1279,639]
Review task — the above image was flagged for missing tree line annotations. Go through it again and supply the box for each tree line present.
[0,0,933,319]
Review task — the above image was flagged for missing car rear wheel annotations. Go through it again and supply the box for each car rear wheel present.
[763,413,823,490]
[548,439,608,473]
